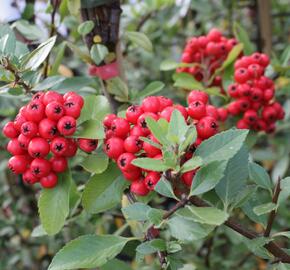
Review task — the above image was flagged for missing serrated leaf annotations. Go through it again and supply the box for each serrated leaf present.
[173,72,203,90]
[125,31,153,52]
[195,129,249,165]
[78,21,95,35]
[154,177,179,200]
[249,162,273,194]
[80,152,109,174]
[73,119,104,139]
[190,160,227,196]
[122,203,151,221]
[132,158,169,171]
[181,156,203,173]
[48,235,131,270]
[253,202,277,216]
[38,171,71,235]
[82,163,128,213]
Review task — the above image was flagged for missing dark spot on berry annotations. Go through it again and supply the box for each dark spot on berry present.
[33,168,40,175]
[211,122,217,129]
[129,106,137,112]
[50,127,57,135]
[64,122,74,130]
[89,140,97,147]
[23,126,29,133]
[120,158,126,167]
[31,104,39,110]
[55,143,64,152]
[141,120,147,128]
[54,106,62,114]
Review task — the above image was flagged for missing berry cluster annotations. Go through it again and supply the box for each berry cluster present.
[178,28,239,86]
[3,91,98,188]
[103,92,225,196]
[227,52,285,132]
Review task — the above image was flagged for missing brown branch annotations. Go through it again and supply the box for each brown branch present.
[264,178,281,237]
[43,0,61,78]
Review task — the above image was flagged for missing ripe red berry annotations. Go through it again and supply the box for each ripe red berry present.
[64,139,78,157]
[227,102,240,116]
[124,136,142,153]
[18,134,31,149]
[217,108,228,122]
[254,119,267,131]
[263,88,274,102]
[196,116,218,139]
[7,138,26,155]
[207,28,222,42]
[24,101,45,122]
[38,118,57,139]
[78,138,98,153]
[244,110,258,125]
[188,90,209,104]
[50,137,68,156]
[40,172,58,188]
[8,155,29,174]
[43,91,64,105]
[21,121,38,138]
[130,179,149,196]
[248,64,263,79]
[111,118,130,138]
[3,122,19,138]
[123,168,142,182]
[234,68,249,84]
[63,100,81,118]
[45,101,65,121]
[237,98,251,112]
[262,106,277,123]
[141,96,160,113]
[23,170,39,185]
[237,119,250,129]
[57,116,76,136]
[143,135,161,157]
[65,94,84,108]
[158,96,173,110]
[137,112,158,134]
[32,92,44,102]
[126,105,143,124]
[30,158,51,178]
[181,170,196,187]
[50,156,68,173]
[144,171,161,190]
[14,114,27,131]
[104,137,124,159]
[103,114,117,128]
[117,152,137,172]
[28,137,50,158]
[206,105,219,120]
[130,126,145,137]
[188,100,206,120]
[250,88,263,102]
[228,84,240,98]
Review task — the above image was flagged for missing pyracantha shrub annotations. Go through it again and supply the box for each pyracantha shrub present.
[3,91,98,188]
[178,28,239,87]
[227,52,285,132]
[103,91,227,196]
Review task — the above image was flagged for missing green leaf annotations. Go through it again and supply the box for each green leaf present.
[179,126,197,153]
[277,262,290,270]
[147,208,164,226]
[90,44,109,65]
[230,185,257,209]
[215,147,249,208]
[125,31,153,52]
[8,87,23,96]
[22,36,56,70]
[80,152,109,174]
[132,158,169,171]
[167,215,214,242]
[204,87,228,99]
[78,21,95,35]
[146,116,169,146]
[134,81,165,101]
[67,0,81,16]
[32,76,65,91]
[195,129,249,165]
[106,77,129,102]
[278,177,290,205]
[253,202,277,216]
[82,163,128,213]
[183,205,229,226]
[38,171,71,235]
[136,239,166,255]
[160,59,199,71]
[233,22,255,55]
[181,156,203,173]
[73,119,104,139]
[13,20,43,41]
[100,259,132,270]
[122,203,151,221]
[220,43,244,70]
[78,95,110,124]
[67,41,93,64]
[173,72,203,90]
[49,42,67,76]
[154,177,179,200]
[242,237,273,260]
[190,161,227,196]
[48,235,131,270]
[167,110,188,144]
[31,225,47,237]
[249,162,273,194]
[0,33,16,55]
[273,231,290,239]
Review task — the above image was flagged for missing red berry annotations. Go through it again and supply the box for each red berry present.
[14,114,27,131]
[262,106,277,123]
[260,54,270,67]
[248,64,263,79]
[23,170,39,185]
[28,137,50,158]
[7,138,26,155]
[50,156,68,173]
[130,179,149,196]
[207,28,222,42]
[64,100,81,118]
[43,91,64,105]
[263,88,274,102]
[144,171,161,190]
[158,96,173,110]
[18,134,31,149]
[188,90,209,105]
[217,108,228,122]
[123,168,142,182]
[117,152,137,172]
[237,119,250,129]
[24,101,45,122]
[8,155,29,174]
[250,88,263,102]
[196,116,218,139]
[237,98,251,112]
[111,118,130,138]
[244,110,258,125]
[137,112,158,134]
[45,101,65,121]
[40,172,58,188]
[124,136,142,153]
[104,137,124,159]
[228,84,240,98]
[234,68,249,84]
[126,105,143,124]
[141,96,160,113]
[3,122,19,138]
[143,135,161,157]
[227,102,240,116]
[38,118,58,139]
[103,114,117,128]
[181,170,196,187]
[57,116,76,136]
[30,158,51,178]
[78,138,98,153]
[65,94,84,109]
[21,121,38,138]
[51,137,68,156]
[254,119,267,131]
[206,105,219,120]
[130,125,145,137]
[64,139,78,157]
[32,92,44,102]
